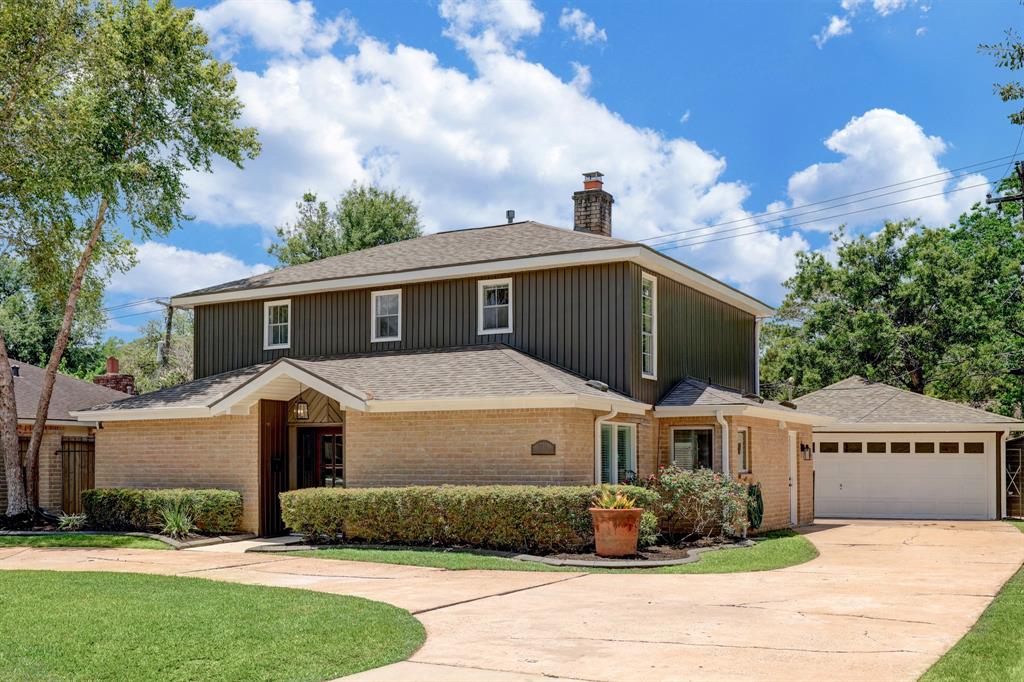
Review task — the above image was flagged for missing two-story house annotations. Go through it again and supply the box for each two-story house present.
[74,173,830,535]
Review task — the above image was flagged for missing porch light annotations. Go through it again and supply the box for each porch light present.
[294,386,310,421]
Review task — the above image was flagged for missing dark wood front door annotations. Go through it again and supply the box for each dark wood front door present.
[259,400,289,536]
[296,427,345,489]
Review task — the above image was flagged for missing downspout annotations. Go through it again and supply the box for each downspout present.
[716,410,730,479]
[594,408,618,484]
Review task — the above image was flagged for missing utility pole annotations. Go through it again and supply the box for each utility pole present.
[155,300,173,367]
[986,161,1024,207]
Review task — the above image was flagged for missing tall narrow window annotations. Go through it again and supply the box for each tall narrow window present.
[371,290,401,342]
[599,423,637,484]
[671,428,713,471]
[641,273,657,379]
[478,278,512,334]
[263,300,291,350]
[736,427,750,473]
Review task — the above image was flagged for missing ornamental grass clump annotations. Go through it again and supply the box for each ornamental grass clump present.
[643,466,750,540]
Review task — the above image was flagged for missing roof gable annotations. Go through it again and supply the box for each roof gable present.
[792,375,1019,425]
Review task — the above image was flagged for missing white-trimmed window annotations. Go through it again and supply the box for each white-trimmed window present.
[370,289,401,342]
[478,278,512,334]
[599,423,637,484]
[641,273,657,379]
[736,427,750,473]
[671,427,713,471]
[263,300,291,350]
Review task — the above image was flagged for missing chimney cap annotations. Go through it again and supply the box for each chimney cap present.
[583,171,604,180]
[582,171,604,191]
[106,356,120,375]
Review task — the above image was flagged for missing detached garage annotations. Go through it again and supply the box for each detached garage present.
[793,377,1023,520]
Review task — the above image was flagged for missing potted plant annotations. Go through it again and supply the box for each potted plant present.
[590,486,643,557]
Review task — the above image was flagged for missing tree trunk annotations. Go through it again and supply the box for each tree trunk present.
[24,197,108,508]
[907,366,926,394]
[0,326,27,516]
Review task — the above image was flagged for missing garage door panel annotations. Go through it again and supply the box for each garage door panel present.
[815,448,992,520]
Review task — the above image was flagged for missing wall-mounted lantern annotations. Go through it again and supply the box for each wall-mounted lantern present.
[294,386,310,421]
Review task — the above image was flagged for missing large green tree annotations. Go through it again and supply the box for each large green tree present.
[760,206,1024,416]
[113,311,194,394]
[0,0,259,516]
[268,184,422,267]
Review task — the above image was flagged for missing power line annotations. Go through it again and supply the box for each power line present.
[657,181,991,252]
[642,157,1009,246]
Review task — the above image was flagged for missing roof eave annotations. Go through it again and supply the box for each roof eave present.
[813,421,1024,433]
[654,404,834,425]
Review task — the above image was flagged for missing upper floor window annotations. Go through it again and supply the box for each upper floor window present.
[641,273,657,378]
[371,289,401,342]
[263,300,291,350]
[478,278,512,334]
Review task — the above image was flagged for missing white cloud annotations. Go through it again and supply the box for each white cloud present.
[784,109,989,232]
[813,0,917,47]
[439,0,543,56]
[109,242,272,298]
[915,26,927,37]
[558,7,607,44]
[569,61,591,91]
[813,15,852,48]
[184,0,810,301]
[194,0,356,58]
[680,109,691,124]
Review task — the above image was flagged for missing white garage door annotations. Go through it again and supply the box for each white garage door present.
[815,437,994,520]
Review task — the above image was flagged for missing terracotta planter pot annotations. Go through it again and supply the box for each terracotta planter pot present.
[590,507,643,558]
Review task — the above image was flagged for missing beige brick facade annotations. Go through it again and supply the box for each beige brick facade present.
[657,415,814,532]
[94,414,260,532]
[1,424,91,514]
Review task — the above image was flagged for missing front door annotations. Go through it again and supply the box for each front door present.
[296,427,345,489]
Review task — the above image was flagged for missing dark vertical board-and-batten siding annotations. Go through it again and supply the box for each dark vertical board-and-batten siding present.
[194,262,756,403]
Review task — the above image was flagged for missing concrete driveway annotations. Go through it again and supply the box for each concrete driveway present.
[1,519,1022,681]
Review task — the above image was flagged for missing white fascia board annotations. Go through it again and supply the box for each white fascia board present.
[654,404,833,425]
[69,407,213,422]
[208,361,368,415]
[365,394,649,415]
[171,245,773,318]
[813,422,1024,433]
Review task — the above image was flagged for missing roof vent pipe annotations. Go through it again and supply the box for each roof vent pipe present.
[506,209,515,224]
[10,365,18,378]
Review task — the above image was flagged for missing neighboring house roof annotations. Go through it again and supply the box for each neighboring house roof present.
[655,376,834,425]
[793,376,1023,430]
[11,360,130,424]
[73,345,649,421]
[170,221,774,317]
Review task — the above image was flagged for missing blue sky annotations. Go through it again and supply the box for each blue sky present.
[105,0,1021,337]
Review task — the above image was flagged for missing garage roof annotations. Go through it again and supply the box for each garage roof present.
[793,376,1022,427]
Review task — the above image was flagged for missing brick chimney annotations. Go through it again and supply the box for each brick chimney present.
[93,356,136,395]
[573,171,614,237]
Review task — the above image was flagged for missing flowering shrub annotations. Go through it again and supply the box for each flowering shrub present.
[642,467,750,540]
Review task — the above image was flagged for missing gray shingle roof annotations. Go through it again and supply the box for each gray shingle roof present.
[658,377,798,412]
[792,376,1020,425]
[76,346,644,413]
[177,221,634,298]
[11,361,132,421]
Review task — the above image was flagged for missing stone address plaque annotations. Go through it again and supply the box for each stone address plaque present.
[531,439,556,456]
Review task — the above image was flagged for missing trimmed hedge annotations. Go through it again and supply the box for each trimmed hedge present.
[83,488,243,535]
[279,484,660,554]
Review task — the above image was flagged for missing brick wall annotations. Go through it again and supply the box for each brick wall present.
[346,408,602,487]
[94,414,260,532]
[656,414,814,532]
[0,425,71,514]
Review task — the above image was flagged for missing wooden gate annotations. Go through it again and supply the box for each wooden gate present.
[1008,442,1023,519]
[61,437,95,514]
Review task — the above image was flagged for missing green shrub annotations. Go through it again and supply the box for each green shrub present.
[83,488,242,535]
[638,511,659,548]
[642,467,750,540]
[57,513,88,531]
[280,484,659,554]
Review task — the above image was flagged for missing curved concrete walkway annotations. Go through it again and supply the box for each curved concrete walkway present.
[0,519,1021,681]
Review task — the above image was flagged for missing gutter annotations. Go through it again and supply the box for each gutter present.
[716,410,730,478]
[594,409,618,484]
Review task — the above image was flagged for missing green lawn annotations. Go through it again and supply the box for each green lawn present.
[0,571,424,681]
[290,529,818,574]
[920,520,1024,682]
[0,534,169,550]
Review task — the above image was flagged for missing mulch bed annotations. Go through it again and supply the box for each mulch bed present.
[0,512,57,532]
